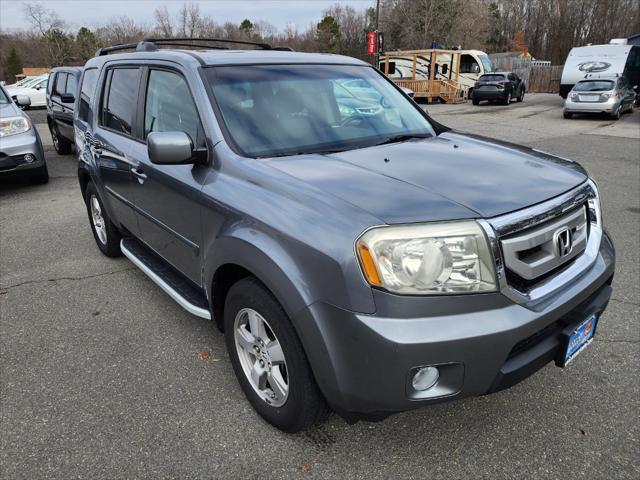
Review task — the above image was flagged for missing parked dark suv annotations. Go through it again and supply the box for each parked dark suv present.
[47,66,82,154]
[472,71,525,105]
[75,39,614,432]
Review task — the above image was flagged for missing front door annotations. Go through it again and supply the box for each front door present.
[127,67,208,285]
[93,66,142,237]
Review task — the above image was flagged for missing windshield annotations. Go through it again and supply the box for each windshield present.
[0,88,9,104]
[206,64,435,158]
[477,54,493,73]
[573,80,614,92]
[479,74,505,82]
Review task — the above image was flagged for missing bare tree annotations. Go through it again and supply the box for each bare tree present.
[23,2,72,66]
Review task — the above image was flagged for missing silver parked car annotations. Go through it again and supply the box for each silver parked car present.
[0,84,48,183]
[563,75,636,120]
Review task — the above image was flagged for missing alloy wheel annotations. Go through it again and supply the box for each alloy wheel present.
[234,307,289,407]
[90,195,107,245]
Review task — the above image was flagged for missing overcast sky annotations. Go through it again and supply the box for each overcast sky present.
[0,0,375,32]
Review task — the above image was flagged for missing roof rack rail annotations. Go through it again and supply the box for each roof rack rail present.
[96,37,294,56]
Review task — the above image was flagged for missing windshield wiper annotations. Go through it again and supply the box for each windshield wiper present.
[372,133,432,147]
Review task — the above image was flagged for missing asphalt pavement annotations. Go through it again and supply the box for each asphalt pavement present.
[1,94,638,479]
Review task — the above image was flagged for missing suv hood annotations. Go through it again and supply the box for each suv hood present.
[0,100,23,118]
[266,132,588,224]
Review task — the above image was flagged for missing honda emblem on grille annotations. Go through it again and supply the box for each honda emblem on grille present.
[554,227,573,257]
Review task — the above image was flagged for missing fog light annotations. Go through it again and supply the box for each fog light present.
[412,366,439,391]
[23,154,35,163]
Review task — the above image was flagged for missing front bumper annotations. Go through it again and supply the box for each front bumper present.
[295,232,615,417]
[564,96,622,114]
[0,128,45,175]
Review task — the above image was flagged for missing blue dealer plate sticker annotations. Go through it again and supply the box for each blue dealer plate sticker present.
[562,314,598,367]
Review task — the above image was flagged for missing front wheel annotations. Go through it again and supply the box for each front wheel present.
[28,163,49,184]
[224,278,328,432]
[84,182,122,257]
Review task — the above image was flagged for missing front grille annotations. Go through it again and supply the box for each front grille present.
[500,205,588,291]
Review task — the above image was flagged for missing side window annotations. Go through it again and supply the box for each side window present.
[55,73,67,95]
[102,68,140,136]
[66,74,78,95]
[460,54,480,74]
[144,69,200,143]
[78,69,98,123]
[47,73,55,95]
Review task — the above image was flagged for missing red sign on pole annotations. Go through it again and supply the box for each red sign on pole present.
[367,31,376,55]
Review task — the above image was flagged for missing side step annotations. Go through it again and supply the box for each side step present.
[120,238,211,320]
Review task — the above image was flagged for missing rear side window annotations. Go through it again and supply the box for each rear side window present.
[47,73,55,95]
[78,69,98,123]
[55,73,67,95]
[66,74,78,95]
[144,69,200,143]
[102,68,140,135]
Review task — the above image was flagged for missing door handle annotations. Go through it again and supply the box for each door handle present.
[131,167,147,184]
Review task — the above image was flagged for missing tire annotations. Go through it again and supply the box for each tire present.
[84,182,122,257]
[563,112,573,119]
[517,89,525,102]
[611,105,622,120]
[50,123,72,155]
[503,92,512,105]
[472,98,479,105]
[28,163,49,184]
[224,277,328,432]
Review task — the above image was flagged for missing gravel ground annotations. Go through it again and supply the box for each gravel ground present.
[1,93,639,479]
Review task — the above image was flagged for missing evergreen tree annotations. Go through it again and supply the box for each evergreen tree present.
[5,48,22,83]
[316,16,341,53]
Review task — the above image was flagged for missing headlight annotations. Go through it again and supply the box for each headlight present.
[587,179,602,228]
[356,221,497,295]
[338,104,356,116]
[0,116,31,137]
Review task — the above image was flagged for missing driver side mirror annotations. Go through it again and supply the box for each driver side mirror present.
[14,95,31,108]
[147,131,199,165]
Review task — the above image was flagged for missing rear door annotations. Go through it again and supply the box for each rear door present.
[127,66,209,284]
[92,66,142,237]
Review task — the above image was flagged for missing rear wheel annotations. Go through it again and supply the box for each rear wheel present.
[224,277,328,432]
[504,92,512,105]
[611,105,622,120]
[563,112,573,119]
[84,182,122,257]
[50,123,72,155]
[517,89,525,102]
[472,98,480,105]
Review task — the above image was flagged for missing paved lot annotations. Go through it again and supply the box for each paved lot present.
[1,94,639,479]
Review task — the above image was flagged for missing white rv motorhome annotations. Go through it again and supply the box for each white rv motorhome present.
[381,49,493,97]
[560,43,640,98]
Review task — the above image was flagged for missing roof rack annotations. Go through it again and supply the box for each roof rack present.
[96,37,294,56]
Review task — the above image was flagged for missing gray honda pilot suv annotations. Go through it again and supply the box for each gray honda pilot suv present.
[74,39,615,432]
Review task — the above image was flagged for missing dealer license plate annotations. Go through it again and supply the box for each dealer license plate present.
[560,314,598,367]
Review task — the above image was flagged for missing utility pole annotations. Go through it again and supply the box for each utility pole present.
[375,0,381,69]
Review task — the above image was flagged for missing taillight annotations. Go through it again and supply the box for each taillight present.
[497,82,506,89]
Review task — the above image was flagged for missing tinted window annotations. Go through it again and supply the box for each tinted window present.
[78,69,98,123]
[144,70,199,142]
[206,64,435,158]
[479,74,506,82]
[102,68,140,135]
[55,73,67,95]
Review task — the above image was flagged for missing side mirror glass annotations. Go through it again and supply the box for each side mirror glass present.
[14,95,31,108]
[60,93,75,103]
[147,131,195,165]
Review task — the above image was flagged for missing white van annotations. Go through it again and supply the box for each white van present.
[560,43,640,98]
[381,49,493,97]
